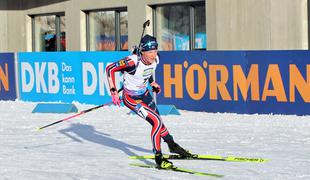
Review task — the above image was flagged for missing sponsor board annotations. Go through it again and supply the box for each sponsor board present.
[18,51,129,104]
[0,53,16,100]
[156,51,310,115]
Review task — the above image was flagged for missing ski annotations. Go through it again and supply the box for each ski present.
[130,163,224,177]
[129,154,268,163]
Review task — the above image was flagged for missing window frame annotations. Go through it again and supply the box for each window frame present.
[152,2,206,51]
[85,8,128,51]
[31,12,65,52]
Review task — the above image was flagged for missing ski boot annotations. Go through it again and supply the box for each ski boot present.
[155,152,173,169]
[168,142,192,158]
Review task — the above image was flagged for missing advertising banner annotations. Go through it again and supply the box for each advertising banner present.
[18,51,129,105]
[0,53,16,100]
[156,51,310,115]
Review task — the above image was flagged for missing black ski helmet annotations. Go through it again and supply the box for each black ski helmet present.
[140,34,158,51]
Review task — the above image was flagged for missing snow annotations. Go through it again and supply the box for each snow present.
[1,100,310,180]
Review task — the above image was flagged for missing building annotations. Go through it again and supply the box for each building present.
[0,0,308,52]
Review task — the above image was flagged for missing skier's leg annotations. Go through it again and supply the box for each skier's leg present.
[140,105,173,167]
[123,92,172,167]
[123,92,162,152]
[140,91,191,156]
[140,91,172,139]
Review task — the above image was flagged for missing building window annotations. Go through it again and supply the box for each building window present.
[154,3,206,50]
[32,14,66,51]
[86,9,128,51]
[194,5,206,50]
[120,11,129,50]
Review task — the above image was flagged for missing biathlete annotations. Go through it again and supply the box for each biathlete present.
[106,34,191,168]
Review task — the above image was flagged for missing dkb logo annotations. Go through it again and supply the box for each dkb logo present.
[21,62,60,93]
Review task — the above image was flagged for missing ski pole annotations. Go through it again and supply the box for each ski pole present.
[36,101,114,131]
[138,20,150,50]
[37,88,124,131]
[133,20,150,55]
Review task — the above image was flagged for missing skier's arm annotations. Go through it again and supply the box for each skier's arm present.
[149,75,161,94]
[106,57,135,105]
[106,57,135,91]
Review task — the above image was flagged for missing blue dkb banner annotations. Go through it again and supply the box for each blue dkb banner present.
[18,51,129,105]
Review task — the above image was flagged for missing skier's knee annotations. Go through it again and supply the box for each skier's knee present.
[135,103,148,119]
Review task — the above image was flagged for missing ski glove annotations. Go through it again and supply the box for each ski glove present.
[151,82,161,94]
[110,88,121,106]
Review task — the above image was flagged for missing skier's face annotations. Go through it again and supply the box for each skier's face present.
[142,50,158,64]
